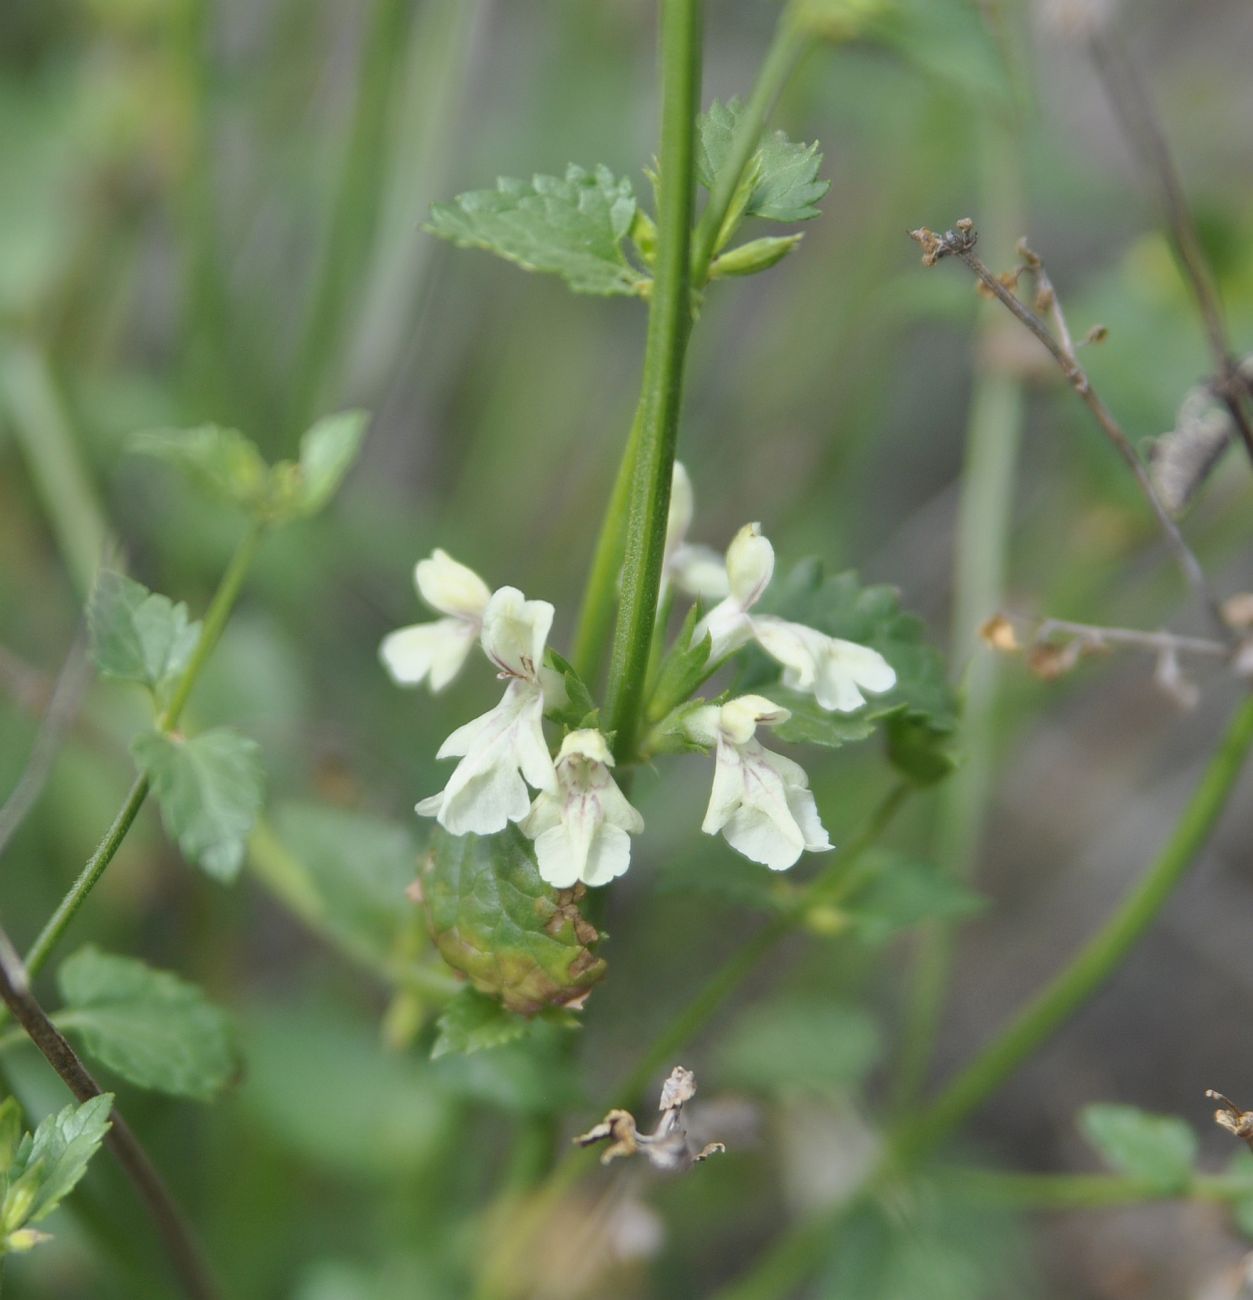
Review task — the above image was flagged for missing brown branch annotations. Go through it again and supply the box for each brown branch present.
[909,221,1229,639]
[0,930,219,1300]
[1089,32,1253,464]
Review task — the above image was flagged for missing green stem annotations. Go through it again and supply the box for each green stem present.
[22,522,267,981]
[288,0,411,434]
[23,774,150,981]
[572,5,810,691]
[952,1167,1243,1211]
[603,0,702,760]
[894,692,1253,1166]
[0,343,112,597]
[690,12,809,283]
[720,698,1253,1299]
[159,521,266,731]
[571,408,640,685]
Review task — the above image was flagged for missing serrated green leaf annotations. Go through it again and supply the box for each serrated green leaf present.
[1079,1104,1197,1191]
[753,561,957,731]
[717,999,880,1095]
[431,988,532,1059]
[697,100,829,224]
[840,854,984,942]
[87,572,200,695]
[132,728,264,881]
[56,947,236,1101]
[740,560,959,785]
[7,1095,112,1227]
[130,425,271,510]
[423,825,606,1015]
[293,410,368,516]
[544,650,598,729]
[427,164,647,296]
[770,690,880,749]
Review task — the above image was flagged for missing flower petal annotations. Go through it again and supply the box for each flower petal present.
[724,523,774,610]
[481,586,554,680]
[670,543,731,601]
[415,549,492,620]
[380,619,478,692]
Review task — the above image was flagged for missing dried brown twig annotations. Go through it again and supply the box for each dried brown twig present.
[0,928,219,1300]
[575,1066,724,1171]
[1207,1090,1253,1153]
[1090,33,1253,464]
[909,220,1229,639]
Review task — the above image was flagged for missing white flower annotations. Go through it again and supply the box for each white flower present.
[416,587,558,835]
[686,695,832,872]
[751,617,898,713]
[661,463,731,604]
[693,524,897,714]
[380,549,491,692]
[694,522,775,659]
[520,729,644,888]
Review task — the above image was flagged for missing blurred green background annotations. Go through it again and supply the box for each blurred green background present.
[2,0,1252,1296]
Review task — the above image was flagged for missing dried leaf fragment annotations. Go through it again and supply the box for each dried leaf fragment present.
[1207,1090,1253,1150]
[980,614,1020,653]
[575,1066,724,1173]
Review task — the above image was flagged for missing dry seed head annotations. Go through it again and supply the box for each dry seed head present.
[980,614,1021,653]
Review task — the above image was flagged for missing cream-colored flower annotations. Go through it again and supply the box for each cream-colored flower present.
[416,587,557,835]
[520,729,644,888]
[694,524,897,713]
[685,695,831,871]
[380,549,491,692]
[662,463,730,604]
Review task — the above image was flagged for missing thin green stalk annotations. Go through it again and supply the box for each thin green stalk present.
[952,1167,1242,1211]
[22,522,267,981]
[0,343,112,597]
[572,5,810,690]
[894,691,1253,1167]
[289,0,411,432]
[22,774,149,982]
[895,114,1025,1107]
[690,12,809,283]
[721,698,1253,1298]
[159,521,266,730]
[603,0,702,761]
[571,409,640,684]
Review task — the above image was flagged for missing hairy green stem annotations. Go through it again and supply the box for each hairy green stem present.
[573,5,810,691]
[22,522,266,982]
[571,410,640,685]
[894,691,1253,1166]
[603,0,702,760]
